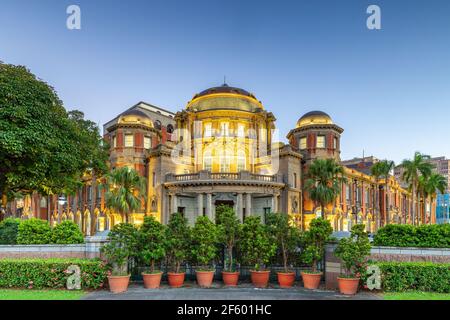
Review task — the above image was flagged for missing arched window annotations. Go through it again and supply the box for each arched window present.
[154,120,162,130]
[237,150,246,172]
[167,124,174,133]
[203,150,212,171]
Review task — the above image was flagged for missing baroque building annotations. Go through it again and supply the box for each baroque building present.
[6,83,426,233]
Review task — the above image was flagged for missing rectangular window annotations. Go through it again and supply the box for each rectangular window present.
[333,137,337,149]
[144,136,151,149]
[300,137,307,150]
[346,185,351,202]
[220,122,229,136]
[152,172,156,187]
[237,159,246,172]
[112,135,117,148]
[124,134,134,147]
[237,124,245,138]
[204,123,212,137]
[293,173,297,188]
[317,135,325,148]
[263,208,272,223]
[220,157,230,172]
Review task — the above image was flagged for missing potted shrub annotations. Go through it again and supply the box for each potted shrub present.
[165,213,191,288]
[190,216,219,288]
[334,224,371,295]
[216,205,241,286]
[100,223,138,293]
[239,216,276,288]
[301,217,333,289]
[266,213,301,288]
[139,216,166,289]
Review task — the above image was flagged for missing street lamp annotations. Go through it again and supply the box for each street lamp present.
[58,195,67,206]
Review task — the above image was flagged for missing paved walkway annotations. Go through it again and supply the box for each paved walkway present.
[83,282,382,300]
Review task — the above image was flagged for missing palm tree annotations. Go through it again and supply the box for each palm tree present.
[304,158,346,219]
[421,173,447,224]
[102,167,147,224]
[401,152,434,225]
[371,160,395,226]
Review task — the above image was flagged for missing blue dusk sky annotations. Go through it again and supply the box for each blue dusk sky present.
[1,0,449,164]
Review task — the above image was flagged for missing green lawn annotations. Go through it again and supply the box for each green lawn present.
[0,289,86,300]
[384,292,450,300]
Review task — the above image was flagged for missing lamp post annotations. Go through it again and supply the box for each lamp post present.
[57,195,67,223]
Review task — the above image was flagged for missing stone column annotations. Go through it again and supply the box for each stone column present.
[197,193,203,220]
[212,201,216,222]
[162,191,169,224]
[171,193,178,214]
[237,193,244,222]
[272,194,279,213]
[206,193,213,220]
[246,193,252,217]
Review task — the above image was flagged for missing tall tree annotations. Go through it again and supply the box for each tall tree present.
[0,63,108,214]
[371,160,395,225]
[420,173,447,224]
[401,152,434,225]
[102,167,147,223]
[304,158,346,219]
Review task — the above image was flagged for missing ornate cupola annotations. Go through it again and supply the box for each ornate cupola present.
[287,110,344,164]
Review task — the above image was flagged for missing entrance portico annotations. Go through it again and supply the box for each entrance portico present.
[163,173,284,225]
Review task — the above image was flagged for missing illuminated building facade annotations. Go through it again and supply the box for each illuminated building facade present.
[6,84,429,233]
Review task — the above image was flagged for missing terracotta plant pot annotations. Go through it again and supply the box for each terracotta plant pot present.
[337,277,360,295]
[250,270,270,288]
[167,272,185,288]
[196,271,215,288]
[277,272,296,288]
[142,272,163,289]
[107,275,130,294]
[222,271,240,287]
[301,272,322,290]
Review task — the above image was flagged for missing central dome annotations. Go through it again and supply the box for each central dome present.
[187,83,263,112]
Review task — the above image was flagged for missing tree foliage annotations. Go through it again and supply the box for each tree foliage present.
[401,152,434,224]
[102,167,147,223]
[138,215,166,273]
[165,213,191,273]
[0,63,108,205]
[301,217,333,273]
[238,216,276,271]
[100,223,139,276]
[304,158,346,218]
[266,213,301,273]
[334,224,371,278]
[216,205,241,272]
[190,216,219,270]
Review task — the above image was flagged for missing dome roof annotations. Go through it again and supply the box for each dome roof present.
[296,110,333,128]
[187,83,263,112]
[118,108,153,127]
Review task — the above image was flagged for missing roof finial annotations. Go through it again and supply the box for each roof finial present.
[223,75,228,86]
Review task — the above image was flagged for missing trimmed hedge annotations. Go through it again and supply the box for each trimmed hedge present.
[377,262,450,293]
[51,221,84,244]
[17,219,52,244]
[12,219,84,245]
[0,218,20,244]
[0,258,110,289]
[373,224,450,248]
